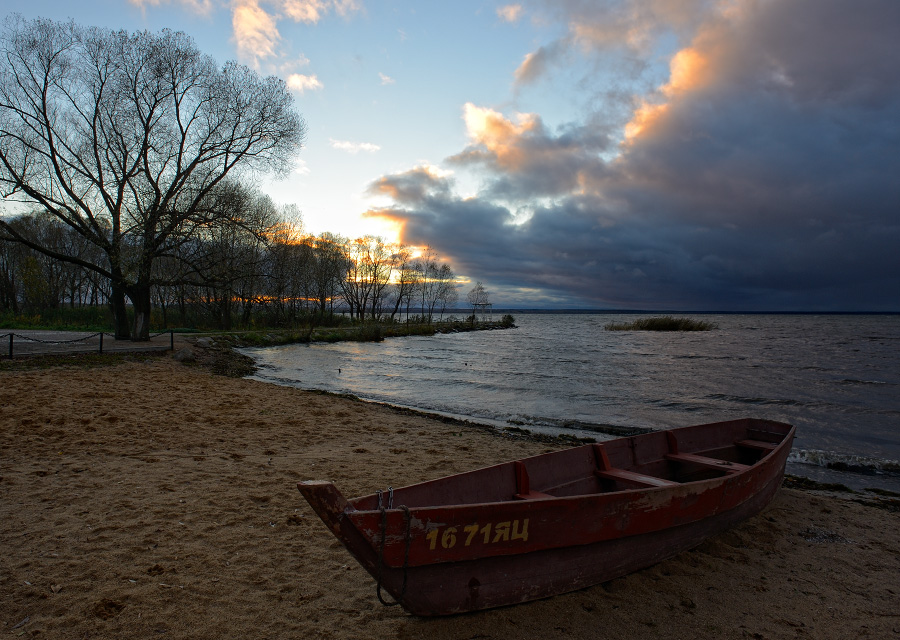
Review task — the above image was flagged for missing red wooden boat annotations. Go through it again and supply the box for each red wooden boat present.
[298,418,794,616]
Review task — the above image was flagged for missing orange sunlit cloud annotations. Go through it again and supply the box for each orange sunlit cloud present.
[623,45,712,142]
[462,103,541,170]
[665,46,712,95]
[623,101,669,141]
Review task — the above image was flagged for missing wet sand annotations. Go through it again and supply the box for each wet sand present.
[1,356,898,639]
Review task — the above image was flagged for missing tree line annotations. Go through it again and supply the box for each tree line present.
[0,185,460,330]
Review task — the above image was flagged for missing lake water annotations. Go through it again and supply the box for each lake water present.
[242,314,900,492]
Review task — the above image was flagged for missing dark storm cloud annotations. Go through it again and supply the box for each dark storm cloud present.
[446,109,615,200]
[369,0,900,310]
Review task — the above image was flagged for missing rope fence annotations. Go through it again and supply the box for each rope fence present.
[1,330,174,358]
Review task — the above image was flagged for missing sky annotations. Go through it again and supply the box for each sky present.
[4,0,900,310]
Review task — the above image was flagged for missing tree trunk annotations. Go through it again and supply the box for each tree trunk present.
[219,292,233,331]
[158,295,168,329]
[130,284,152,341]
[110,283,131,340]
[178,290,187,325]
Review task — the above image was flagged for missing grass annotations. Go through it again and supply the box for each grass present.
[604,316,718,331]
[0,308,112,332]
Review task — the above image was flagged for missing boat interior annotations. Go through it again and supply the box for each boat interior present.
[350,419,793,510]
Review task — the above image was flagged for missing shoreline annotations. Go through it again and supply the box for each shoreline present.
[2,355,899,638]
[7,339,899,497]
[243,358,900,497]
[268,381,900,499]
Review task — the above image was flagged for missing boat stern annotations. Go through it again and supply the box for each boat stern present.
[297,480,351,535]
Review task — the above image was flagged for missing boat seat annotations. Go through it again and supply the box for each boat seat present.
[594,468,678,488]
[736,439,778,452]
[665,452,750,473]
[591,443,679,488]
[513,461,556,500]
[514,490,555,500]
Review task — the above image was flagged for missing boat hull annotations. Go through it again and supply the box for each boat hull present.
[298,418,793,615]
[372,462,783,615]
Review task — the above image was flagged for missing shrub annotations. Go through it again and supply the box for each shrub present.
[354,323,384,342]
[604,316,718,331]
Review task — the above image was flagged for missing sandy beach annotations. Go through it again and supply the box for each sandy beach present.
[1,353,898,639]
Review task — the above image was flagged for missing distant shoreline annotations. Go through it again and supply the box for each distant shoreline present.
[480,309,900,315]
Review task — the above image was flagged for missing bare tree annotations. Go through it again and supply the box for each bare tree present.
[467,281,490,307]
[415,247,457,323]
[308,233,345,320]
[386,245,417,321]
[0,212,107,311]
[263,208,310,326]
[366,237,395,320]
[436,264,458,320]
[0,16,305,339]
[338,236,393,320]
[185,183,284,330]
[415,247,439,323]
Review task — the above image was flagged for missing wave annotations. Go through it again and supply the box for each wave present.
[673,354,748,361]
[837,378,893,386]
[789,449,900,475]
[506,416,651,437]
[706,393,805,406]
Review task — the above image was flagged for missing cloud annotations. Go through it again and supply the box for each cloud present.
[280,0,361,23]
[136,0,361,66]
[497,4,523,23]
[448,103,612,199]
[280,0,326,23]
[378,72,395,85]
[232,0,281,66]
[128,0,214,14]
[367,0,900,310]
[513,48,547,86]
[329,0,362,18]
[559,0,712,53]
[231,0,361,65]
[512,39,574,87]
[285,53,311,69]
[367,165,453,203]
[287,73,323,92]
[513,0,714,86]
[330,138,381,154]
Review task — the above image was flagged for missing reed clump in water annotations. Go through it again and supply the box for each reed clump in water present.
[604,316,718,331]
